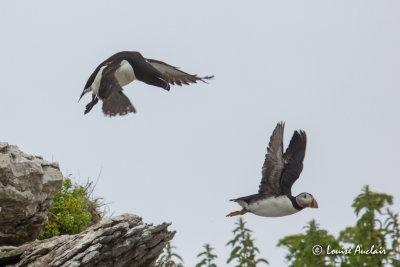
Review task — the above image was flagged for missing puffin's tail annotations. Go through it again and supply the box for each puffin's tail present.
[102,91,136,117]
[229,198,248,210]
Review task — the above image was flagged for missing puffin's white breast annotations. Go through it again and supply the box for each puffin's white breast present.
[246,196,299,217]
[115,59,136,86]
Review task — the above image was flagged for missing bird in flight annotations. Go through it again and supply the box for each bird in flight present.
[79,51,214,117]
[227,122,318,218]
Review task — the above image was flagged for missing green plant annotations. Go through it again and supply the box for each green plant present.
[157,241,184,265]
[226,217,269,266]
[196,243,218,267]
[383,209,400,266]
[339,185,395,267]
[278,185,400,267]
[277,220,339,267]
[38,178,94,239]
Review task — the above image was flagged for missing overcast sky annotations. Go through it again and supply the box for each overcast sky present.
[1,1,400,266]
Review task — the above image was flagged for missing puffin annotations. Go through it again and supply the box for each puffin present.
[79,51,214,117]
[226,122,318,218]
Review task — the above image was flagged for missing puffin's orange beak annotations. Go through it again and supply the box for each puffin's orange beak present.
[311,198,318,208]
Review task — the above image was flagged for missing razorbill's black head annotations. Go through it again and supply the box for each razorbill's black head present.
[226,122,318,218]
[79,51,214,117]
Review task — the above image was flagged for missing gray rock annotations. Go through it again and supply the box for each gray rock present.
[0,213,175,267]
[0,142,63,246]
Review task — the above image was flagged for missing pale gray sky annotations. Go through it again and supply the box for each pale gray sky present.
[1,1,400,266]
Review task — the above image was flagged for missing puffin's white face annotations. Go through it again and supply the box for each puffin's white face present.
[295,192,318,209]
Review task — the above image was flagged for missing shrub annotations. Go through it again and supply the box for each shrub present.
[38,178,96,239]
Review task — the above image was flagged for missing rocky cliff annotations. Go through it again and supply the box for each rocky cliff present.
[0,214,175,267]
[0,143,177,266]
[0,142,64,246]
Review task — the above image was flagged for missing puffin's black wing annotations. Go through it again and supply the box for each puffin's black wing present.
[280,130,307,195]
[98,65,136,117]
[145,58,214,87]
[258,122,285,196]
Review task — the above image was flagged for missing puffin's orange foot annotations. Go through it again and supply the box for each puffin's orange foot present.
[226,210,247,217]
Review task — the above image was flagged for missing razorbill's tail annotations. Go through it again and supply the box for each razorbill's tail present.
[102,91,136,117]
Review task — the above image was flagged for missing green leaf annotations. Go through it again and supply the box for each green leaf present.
[227,217,269,265]
[157,242,184,264]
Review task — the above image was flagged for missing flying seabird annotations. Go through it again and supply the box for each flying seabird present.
[226,122,318,218]
[79,51,214,117]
